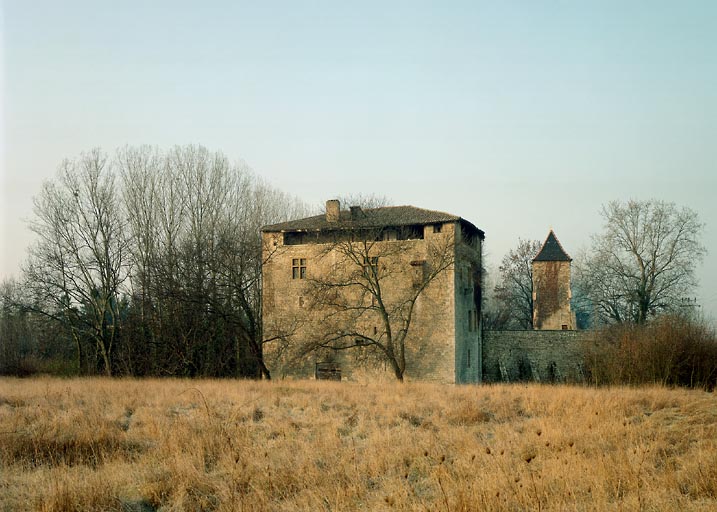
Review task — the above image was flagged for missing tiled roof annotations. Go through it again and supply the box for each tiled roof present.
[533,230,571,262]
[262,205,484,238]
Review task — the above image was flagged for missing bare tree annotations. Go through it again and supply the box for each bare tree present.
[0,279,33,374]
[24,149,129,375]
[576,199,706,324]
[20,144,308,377]
[302,230,456,381]
[336,193,392,210]
[117,145,309,377]
[492,239,541,329]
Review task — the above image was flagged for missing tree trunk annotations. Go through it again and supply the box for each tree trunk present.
[72,330,84,375]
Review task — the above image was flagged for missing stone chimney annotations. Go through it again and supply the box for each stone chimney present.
[326,199,340,222]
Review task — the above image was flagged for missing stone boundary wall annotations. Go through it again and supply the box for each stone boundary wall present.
[482,330,594,383]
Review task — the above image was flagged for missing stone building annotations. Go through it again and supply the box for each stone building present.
[261,200,484,383]
[532,230,576,330]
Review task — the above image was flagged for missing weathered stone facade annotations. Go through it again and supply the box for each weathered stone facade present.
[261,201,484,383]
[482,330,591,382]
[532,230,576,330]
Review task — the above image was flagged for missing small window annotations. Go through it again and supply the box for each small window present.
[410,260,426,287]
[299,296,304,307]
[292,258,307,279]
[433,224,442,233]
[561,324,568,330]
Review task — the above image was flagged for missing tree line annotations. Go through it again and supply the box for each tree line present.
[1,146,308,377]
[1,153,713,385]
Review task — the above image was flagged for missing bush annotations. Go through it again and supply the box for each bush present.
[584,315,717,389]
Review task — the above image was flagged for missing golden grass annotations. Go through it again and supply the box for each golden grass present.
[1,378,716,511]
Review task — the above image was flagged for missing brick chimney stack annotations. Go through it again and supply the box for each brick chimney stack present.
[326,199,340,222]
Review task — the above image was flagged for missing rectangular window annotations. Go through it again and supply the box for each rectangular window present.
[292,258,307,279]
[411,260,426,287]
[433,224,442,233]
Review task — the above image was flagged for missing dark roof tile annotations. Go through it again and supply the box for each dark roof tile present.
[533,230,571,262]
[262,205,484,238]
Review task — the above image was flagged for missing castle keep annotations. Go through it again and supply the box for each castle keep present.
[261,200,484,383]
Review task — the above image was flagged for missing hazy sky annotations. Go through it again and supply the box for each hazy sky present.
[2,1,716,319]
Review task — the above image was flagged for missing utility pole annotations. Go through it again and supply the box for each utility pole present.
[678,297,701,319]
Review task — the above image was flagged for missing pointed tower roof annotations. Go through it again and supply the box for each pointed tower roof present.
[533,229,572,262]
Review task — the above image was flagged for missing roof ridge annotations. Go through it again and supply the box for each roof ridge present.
[261,203,482,236]
[360,204,455,214]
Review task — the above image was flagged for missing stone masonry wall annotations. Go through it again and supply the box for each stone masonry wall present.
[532,260,575,330]
[262,222,469,383]
[453,238,482,383]
[482,330,593,383]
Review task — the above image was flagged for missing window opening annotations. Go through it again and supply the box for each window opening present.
[315,362,341,381]
[292,258,307,279]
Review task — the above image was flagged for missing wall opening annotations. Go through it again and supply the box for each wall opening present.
[315,362,341,381]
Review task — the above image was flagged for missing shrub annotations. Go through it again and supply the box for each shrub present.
[584,315,717,389]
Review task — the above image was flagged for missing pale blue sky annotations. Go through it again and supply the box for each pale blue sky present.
[2,1,716,318]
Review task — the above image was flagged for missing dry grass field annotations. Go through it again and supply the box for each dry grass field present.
[1,378,716,511]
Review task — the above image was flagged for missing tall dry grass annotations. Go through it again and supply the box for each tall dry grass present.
[1,378,716,511]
